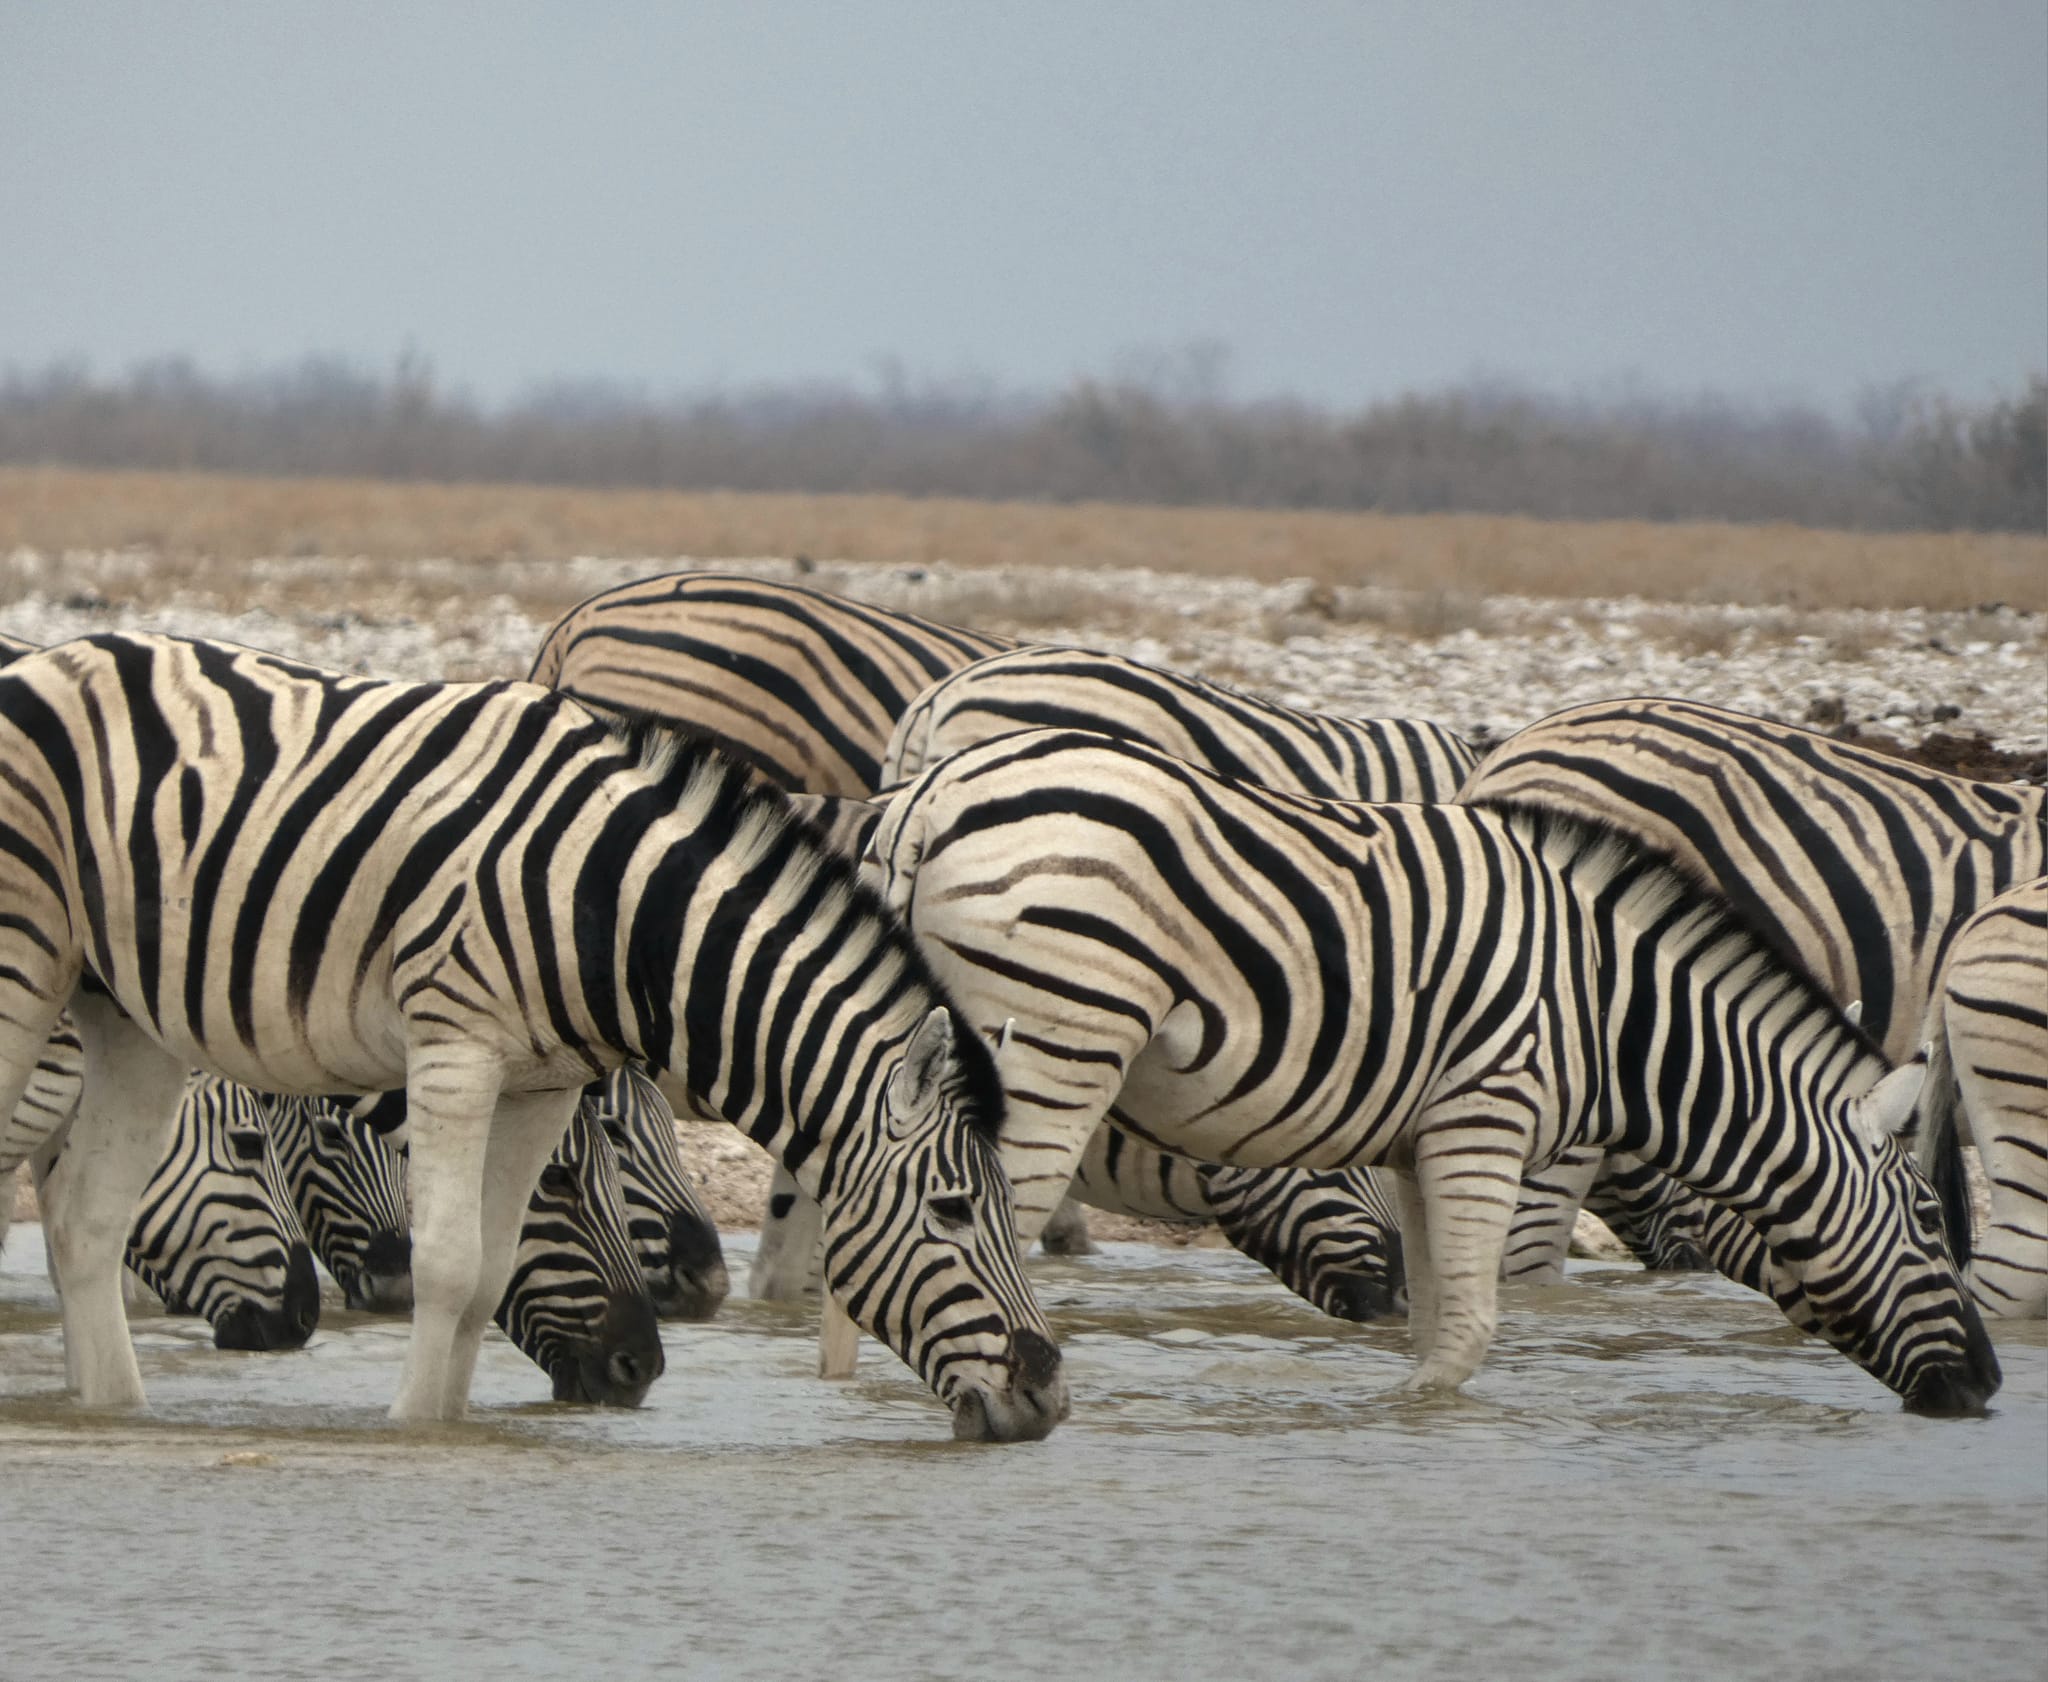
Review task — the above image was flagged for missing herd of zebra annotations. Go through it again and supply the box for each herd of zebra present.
[0,568,2038,1438]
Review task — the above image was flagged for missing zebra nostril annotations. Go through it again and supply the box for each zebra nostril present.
[1009,1328,1061,1390]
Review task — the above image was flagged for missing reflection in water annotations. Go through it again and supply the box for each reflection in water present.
[2,1227,2042,1682]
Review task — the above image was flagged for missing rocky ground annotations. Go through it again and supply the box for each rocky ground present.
[2,550,2036,1240]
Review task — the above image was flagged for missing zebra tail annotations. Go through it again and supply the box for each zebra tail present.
[1917,1018,1976,1271]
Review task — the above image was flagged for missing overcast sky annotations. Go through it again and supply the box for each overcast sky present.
[3,2,2042,413]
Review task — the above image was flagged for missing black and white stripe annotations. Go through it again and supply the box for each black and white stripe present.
[0,632,1062,1436]
[530,570,1014,795]
[533,580,1420,1319]
[262,1093,416,1311]
[868,727,1999,1413]
[884,643,1478,798]
[5,1022,318,1350]
[580,1065,729,1321]
[1917,876,2047,1318]
[1458,697,2046,1277]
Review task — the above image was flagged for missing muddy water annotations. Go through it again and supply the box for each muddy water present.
[2,1227,2041,1682]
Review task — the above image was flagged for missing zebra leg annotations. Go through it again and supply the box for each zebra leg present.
[1392,1169,1439,1363]
[43,997,189,1408]
[443,1087,585,1413]
[1400,1111,1532,1394]
[1502,1145,1604,1283]
[1959,1079,2048,1321]
[391,1058,503,1423]
[749,1164,824,1299]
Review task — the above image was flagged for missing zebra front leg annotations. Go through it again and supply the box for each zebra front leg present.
[750,1164,824,1299]
[391,1057,502,1423]
[442,1081,585,1409]
[1400,1111,1532,1394]
[442,1087,586,1412]
[44,998,189,1407]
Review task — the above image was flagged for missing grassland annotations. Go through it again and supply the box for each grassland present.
[2,466,2042,614]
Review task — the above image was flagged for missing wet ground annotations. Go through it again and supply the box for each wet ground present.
[2,1225,2042,1682]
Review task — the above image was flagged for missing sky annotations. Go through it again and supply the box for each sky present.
[2,2,2043,414]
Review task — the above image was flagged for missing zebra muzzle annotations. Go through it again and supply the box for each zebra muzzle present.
[210,1244,322,1352]
[653,1207,730,1322]
[551,1288,667,1407]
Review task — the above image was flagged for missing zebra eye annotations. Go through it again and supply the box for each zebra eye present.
[600,1115,629,1149]
[539,1163,578,1197]
[227,1128,267,1165]
[315,1119,347,1149]
[927,1193,974,1232]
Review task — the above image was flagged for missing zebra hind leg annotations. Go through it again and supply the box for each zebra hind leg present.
[749,1163,825,1299]
[1501,1144,1603,1284]
[43,996,190,1408]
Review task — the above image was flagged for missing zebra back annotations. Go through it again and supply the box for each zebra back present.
[1458,697,2046,1059]
[580,1065,729,1321]
[530,571,1015,794]
[883,643,1479,797]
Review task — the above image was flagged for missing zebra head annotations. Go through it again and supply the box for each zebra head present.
[1196,1162,1408,1321]
[128,1076,320,1351]
[262,1095,415,1313]
[582,1066,730,1321]
[815,1006,1067,1443]
[495,1107,667,1407]
[1773,1061,2001,1417]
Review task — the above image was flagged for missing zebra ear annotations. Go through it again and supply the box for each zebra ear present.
[886,1006,957,1137]
[1850,1061,1925,1147]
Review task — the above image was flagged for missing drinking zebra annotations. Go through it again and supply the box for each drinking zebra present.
[1456,697,2046,1279]
[583,1064,730,1320]
[1917,877,2048,1318]
[263,1093,416,1311]
[864,726,1998,1413]
[4,1022,318,1351]
[0,632,1063,1435]
[533,575,1416,1316]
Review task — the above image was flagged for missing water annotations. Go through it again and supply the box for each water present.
[2,1226,2041,1682]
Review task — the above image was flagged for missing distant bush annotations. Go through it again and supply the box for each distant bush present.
[0,356,2038,533]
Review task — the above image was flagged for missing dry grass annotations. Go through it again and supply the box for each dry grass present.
[1,466,2043,612]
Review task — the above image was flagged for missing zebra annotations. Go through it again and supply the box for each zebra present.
[497,1100,666,1402]
[1917,876,2048,1318]
[4,1021,319,1351]
[1456,697,2046,1280]
[582,1064,730,1320]
[530,569,1015,794]
[0,632,1063,1436]
[262,1093,416,1312]
[863,726,2000,1413]
[531,581,1434,1315]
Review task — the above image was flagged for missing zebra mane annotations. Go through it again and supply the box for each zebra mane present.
[1477,800,1890,1065]
[601,711,1006,1145]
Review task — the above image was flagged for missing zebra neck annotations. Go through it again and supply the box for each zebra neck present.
[619,826,921,1202]
[1591,921,1885,1235]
